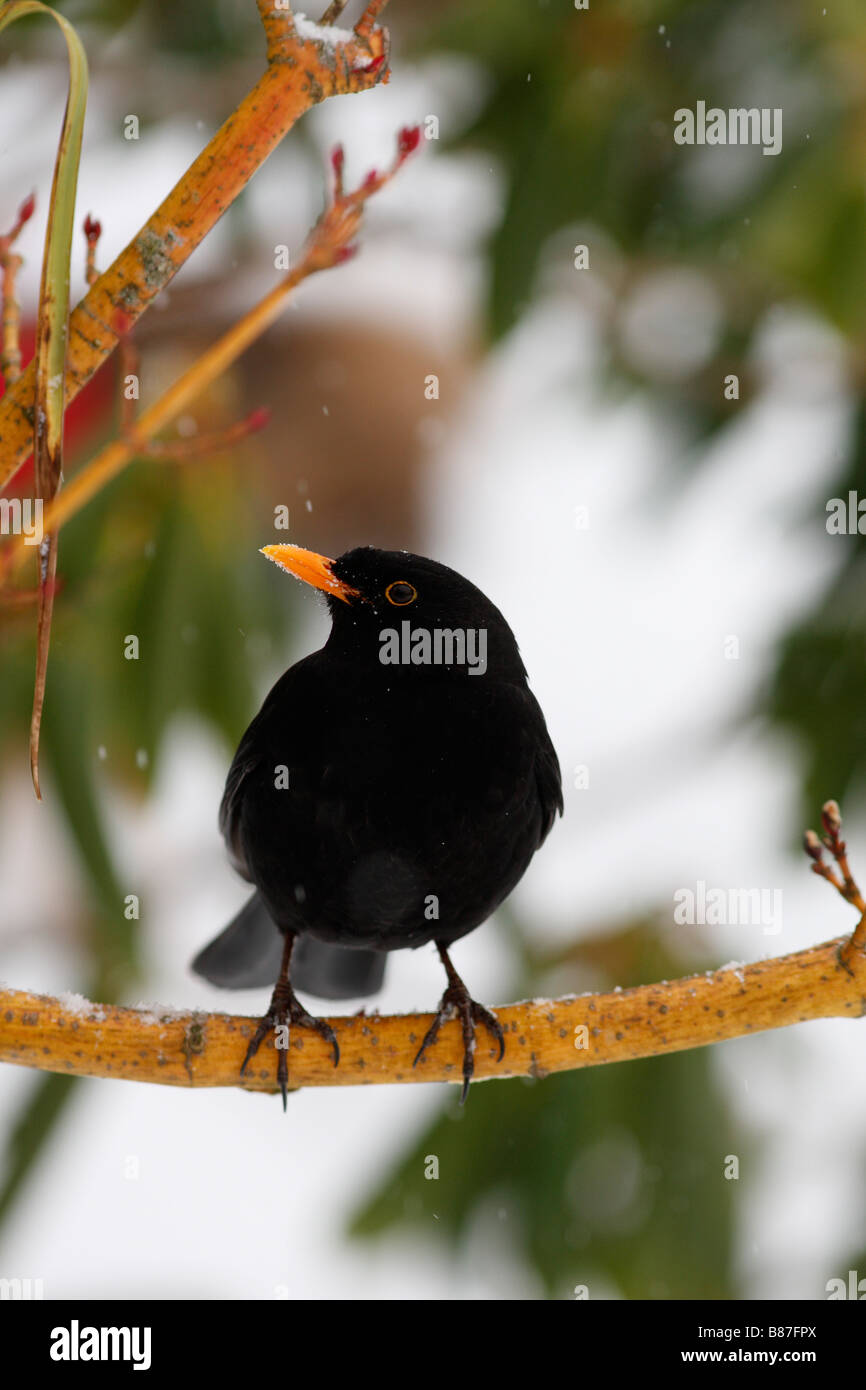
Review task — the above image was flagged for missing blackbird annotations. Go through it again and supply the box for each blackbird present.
[193,544,563,1106]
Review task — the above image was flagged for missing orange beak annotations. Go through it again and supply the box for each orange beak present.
[260,544,359,604]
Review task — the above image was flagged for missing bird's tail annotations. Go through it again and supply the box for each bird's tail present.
[191,892,387,1000]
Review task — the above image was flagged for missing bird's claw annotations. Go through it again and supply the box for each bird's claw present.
[241,992,340,1111]
[287,997,341,1071]
[413,983,505,1105]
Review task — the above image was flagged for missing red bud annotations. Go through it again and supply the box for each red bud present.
[803,830,823,862]
[335,244,358,264]
[821,799,842,836]
[83,213,102,243]
[397,125,421,159]
[4,192,36,243]
[18,192,36,225]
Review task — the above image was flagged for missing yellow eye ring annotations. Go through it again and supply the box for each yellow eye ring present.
[385,580,417,606]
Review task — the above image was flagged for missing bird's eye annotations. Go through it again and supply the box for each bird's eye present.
[385,580,417,606]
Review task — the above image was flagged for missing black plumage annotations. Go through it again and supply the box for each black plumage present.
[193,544,562,1104]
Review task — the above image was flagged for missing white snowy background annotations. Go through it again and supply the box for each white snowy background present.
[1,34,864,1300]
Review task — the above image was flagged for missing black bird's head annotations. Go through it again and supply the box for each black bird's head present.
[261,543,528,683]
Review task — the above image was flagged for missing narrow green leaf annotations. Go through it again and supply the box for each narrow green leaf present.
[0,0,89,796]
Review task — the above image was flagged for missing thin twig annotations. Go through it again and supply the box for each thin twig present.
[320,0,350,23]
[804,800,866,970]
[3,127,420,570]
[140,407,270,461]
[82,211,100,287]
[355,0,388,39]
[0,192,35,386]
[0,0,390,486]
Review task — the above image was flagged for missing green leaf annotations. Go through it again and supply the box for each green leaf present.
[351,919,740,1297]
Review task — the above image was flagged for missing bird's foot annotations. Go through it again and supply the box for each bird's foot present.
[241,985,340,1110]
[413,978,505,1105]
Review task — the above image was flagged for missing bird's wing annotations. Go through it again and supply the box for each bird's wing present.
[536,737,564,844]
[191,891,285,988]
[218,657,320,879]
[524,688,564,845]
[219,727,263,880]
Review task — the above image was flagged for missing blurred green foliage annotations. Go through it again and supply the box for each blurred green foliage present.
[3,0,865,1299]
[834,1244,866,1300]
[44,0,262,57]
[354,0,866,1294]
[352,918,739,1298]
[420,0,866,342]
[411,0,866,829]
[766,399,866,823]
[2,452,289,850]
[0,446,292,1221]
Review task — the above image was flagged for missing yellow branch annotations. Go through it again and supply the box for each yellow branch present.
[1,935,862,1096]
[0,0,389,485]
